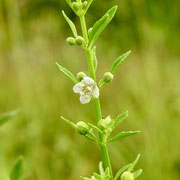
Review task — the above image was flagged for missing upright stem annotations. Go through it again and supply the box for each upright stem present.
[79,14,113,179]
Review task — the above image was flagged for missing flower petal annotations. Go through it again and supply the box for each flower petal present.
[80,94,92,104]
[83,77,94,85]
[73,82,83,93]
[92,86,99,98]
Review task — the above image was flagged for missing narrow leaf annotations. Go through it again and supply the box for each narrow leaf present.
[133,169,143,179]
[110,51,131,74]
[56,62,78,83]
[92,46,98,72]
[61,116,76,130]
[128,154,140,171]
[112,111,128,130]
[10,156,23,180]
[0,109,20,126]
[114,164,131,180]
[107,131,140,143]
[88,6,118,48]
[88,123,103,133]
[62,11,78,37]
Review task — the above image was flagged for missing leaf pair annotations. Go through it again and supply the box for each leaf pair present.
[107,111,140,143]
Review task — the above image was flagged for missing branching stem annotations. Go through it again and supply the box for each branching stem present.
[79,14,114,179]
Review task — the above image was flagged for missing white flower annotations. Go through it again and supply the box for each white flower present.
[73,77,99,104]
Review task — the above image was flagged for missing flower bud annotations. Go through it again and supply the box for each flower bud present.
[66,37,76,46]
[98,116,112,131]
[77,72,86,81]
[121,171,134,180]
[103,72,114,83]
[72,2,79,11]
[82,1,88,9]
[76,36,84,46]
[76,121,89,135]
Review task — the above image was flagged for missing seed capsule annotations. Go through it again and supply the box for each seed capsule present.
[66,37,76,46]
[72,2,79,11]
[121,171,134,180]
[76,121,89,135]
[103,72,114,83]
[76,36,84,46]
[77,72,86,81]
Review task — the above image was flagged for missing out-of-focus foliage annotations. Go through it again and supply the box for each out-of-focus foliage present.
[0,0,180,180]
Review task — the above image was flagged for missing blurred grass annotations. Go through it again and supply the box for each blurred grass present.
[0,0,180,179]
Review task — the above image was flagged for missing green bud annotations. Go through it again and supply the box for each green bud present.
[76,121,89,135]
[82,1,88,9]
[76,36,84,46]
[72,2,79,11]
[66,37,76,46]
[98,116,112,131]
[77,72,86,81]
[121,171,134,180]
[103,72,114,83]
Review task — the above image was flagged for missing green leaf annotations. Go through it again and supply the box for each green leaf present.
[61,116,76,130]
[114,164,131,180]
[10,156,23,180]
[92,46,98,72]
[62,11,78,37]
[110,51,131,74]
[107,131,140,143]
[88,6,118,48]
[112,111,128,130]
[128,154,140,171]
[56,62,78,83]
[88,123,103,133]
[0,109,20,127]
[133,169,143,179]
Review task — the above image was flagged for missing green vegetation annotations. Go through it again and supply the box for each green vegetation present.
[0,0,180,179]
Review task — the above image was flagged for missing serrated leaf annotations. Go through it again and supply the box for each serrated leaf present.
[110,51,131,74]
[61,116,76,130]
[10,156,23,180]
[133,169,143,179]
[56,62,78,83]
[88,6,118,48]
[92,46,98,72]
[112,111,128,130]
[114,164,131,180]
[62,11,78,37]
[0,109,20,126]
[107,131,140,143]
[128,154,140,171]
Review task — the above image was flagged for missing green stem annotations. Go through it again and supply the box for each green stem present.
[80,15,89,44]
[79,14,113,179]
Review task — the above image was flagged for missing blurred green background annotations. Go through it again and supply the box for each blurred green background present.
[0,0,180,179]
